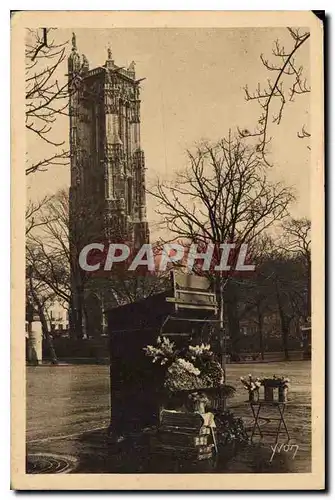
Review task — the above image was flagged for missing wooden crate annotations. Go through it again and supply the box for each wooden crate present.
[152,410,217,461]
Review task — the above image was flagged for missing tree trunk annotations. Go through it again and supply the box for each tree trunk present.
[257,304,264,360]
[306,257,311,319]
[275,285,290,361]
[70,266,85,339]
[75,306,83,340]
[226,298,240,354]
[281,321,290,361]
[219,280,225,380]
[71,283,84,339]
[42,318,58,365]
[83,301,89,339]
[225,287,240,355]
[277,304,290,360]
[214,276,227,411]
[68,297,75,337]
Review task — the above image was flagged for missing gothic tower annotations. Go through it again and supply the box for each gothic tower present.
[68,33,149,248]
[68,33,150,337]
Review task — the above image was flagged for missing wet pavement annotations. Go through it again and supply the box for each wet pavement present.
[26,362,311,474]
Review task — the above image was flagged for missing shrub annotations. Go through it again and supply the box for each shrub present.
[213,410,249,447]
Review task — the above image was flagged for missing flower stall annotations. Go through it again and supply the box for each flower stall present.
[106,271,231,439]
[143,336,235,413]
[143,335,238,462]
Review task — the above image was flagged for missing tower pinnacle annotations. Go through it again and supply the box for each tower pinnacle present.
[128,61,136,77]
[72,32,77,51]
[68,32,81,75]
[107,44,112,60]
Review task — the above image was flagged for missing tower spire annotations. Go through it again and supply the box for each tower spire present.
[107,43,112,60]
[72,32,77,51]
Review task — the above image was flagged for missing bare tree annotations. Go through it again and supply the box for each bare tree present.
[152,135,294,245]
[27,191,71,300]
[281,217,311,264]
[27,189,170,339]
[27,189,85,338]
[239,27,310,164]
[25,28,70,175]
[281,217,311,319]
[268,250,308,360]
[25,195,54,236]
[150,134,295,350]
[236,235,276,359]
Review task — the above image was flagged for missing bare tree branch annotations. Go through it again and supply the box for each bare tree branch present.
[150,134,295,256]
[239,27,310,164]
[25,28,71,175]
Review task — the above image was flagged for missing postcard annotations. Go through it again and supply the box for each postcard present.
[11,10,324,490]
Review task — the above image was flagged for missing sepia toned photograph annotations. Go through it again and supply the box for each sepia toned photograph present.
[11,11,324,490]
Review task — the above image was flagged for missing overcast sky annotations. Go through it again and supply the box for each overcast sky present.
[27,27,310,236]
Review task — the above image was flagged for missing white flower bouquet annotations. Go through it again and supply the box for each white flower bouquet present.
[143,336,225,392]
[240,374,262,392]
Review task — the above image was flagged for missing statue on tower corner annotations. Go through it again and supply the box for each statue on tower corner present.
[68,32,81,75]
[82,54,89,72]
[106,44,115,68]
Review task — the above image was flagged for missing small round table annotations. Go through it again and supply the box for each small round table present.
[249,400,291,444]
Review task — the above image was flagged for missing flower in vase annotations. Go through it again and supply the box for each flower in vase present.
[240,374,262,392]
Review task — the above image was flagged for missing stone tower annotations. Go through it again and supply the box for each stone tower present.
[68,33,150,337]
[68,33,149,248]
